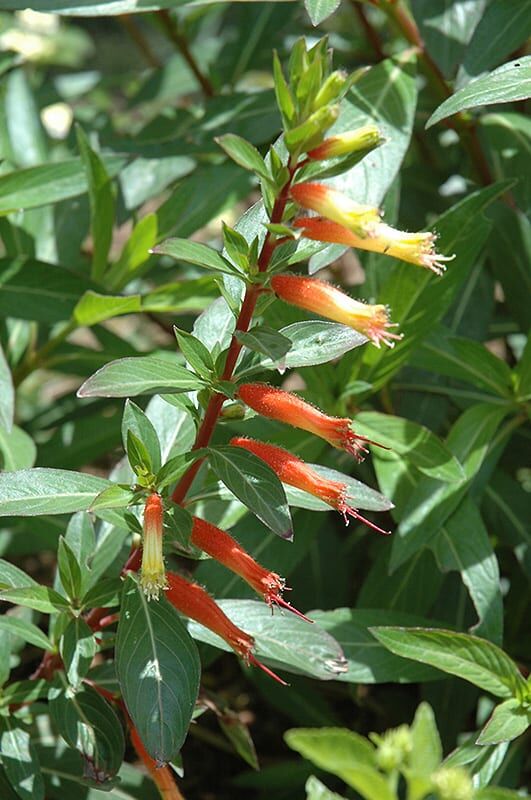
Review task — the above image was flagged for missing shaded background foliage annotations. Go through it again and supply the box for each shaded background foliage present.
[0,1,530,799]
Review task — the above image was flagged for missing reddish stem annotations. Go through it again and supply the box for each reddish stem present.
[171,165,297,505]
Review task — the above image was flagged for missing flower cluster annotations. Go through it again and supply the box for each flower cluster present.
[135,41,451,689]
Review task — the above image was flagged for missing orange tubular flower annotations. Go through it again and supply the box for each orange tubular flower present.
[237,383,386,461]
[130,724,183,799]
[290,182,380,237]
[307,125,383,161]
[230,437,390,536]
[141,493,168,601]
[190,517,309,621]
[270,274,401,348]
[293,216,453,276]
[166,571,288,684]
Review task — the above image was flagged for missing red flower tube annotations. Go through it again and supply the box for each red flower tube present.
[141,493,167,600]
[130,724,183,799]
[270,274,401,348]
[230,437,390,536]
[237,383,386,461]
[166,571,287,684]
[293,216,453,276]
[190,516,309,621]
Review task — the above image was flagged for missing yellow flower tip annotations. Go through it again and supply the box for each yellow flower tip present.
[307,124,383,160]
[140,570,168,602]
[290,183,380,238]
[375,224,455,275]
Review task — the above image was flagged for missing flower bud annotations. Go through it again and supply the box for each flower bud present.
[307,125,383,161]
[270,274,402,348]
[166,571,288,684]
[230,437,390,535]
[371,725,413,772]
[290,182,379,237]
[431,767,474,800]
[237,383,386,461]
[140,493,167,601]
[313,70,347,109]
[294,216,453,276]
[284,105,340,154]
[190,517,309,621]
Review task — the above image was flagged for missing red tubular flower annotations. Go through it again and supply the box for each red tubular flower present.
[166,571,288,684]
[237,383,386,461]
[190,516,310,621]
[130,724,184,798]
[293,216,453,276]
[290,182,379,237]
[270,274,401,348]
[141,493,167,601]
[230,437,390,536]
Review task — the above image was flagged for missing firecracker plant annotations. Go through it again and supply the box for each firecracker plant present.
[0,9,530,800]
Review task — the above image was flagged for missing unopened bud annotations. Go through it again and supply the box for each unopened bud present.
[431,767,474,800]
[372,725,413,772]
[284,106,339,154]
[313,70,348,109]
[308,124,383,161]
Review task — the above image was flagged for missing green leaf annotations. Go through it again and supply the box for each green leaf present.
[0,468,112,516]
[476,699,531,745]
[0,559,37,588]
[431,499,503,644]
[305,775,347,800]
[60,618,97,689]
[0,721,44,800]
[0,259,94,323]
[427,57,531,128]
[208,446,293,539]
[355,412,464,482]
[487,204,531,328]
[0,585,69,614]
[78,355,205,398]
[0,156,125,214]
[126,430,153,481]
[216,134,269,179]
[260,321,367,370]
[305,0,341,26]
[475,789,530,800]
[89,484,137,512]
[391,403,509,571]
[73,291,141,327]
[57,537,83,601]
[0,425,37,471]
[412,335,513,398]
[188,599,347,680]
[236,325,292,362]
[461,0,531,81]
[371,628,528,700]
[48,679,124,785]
[155,451,204,492]
[409,702,442,783]
[122,400,161,475]
[0,342,14,432]
[285,727,393,800]
[115,576,200,762]
[174,328,215,380]
[0,617,53,651]
[152,238,243,277]
[107,212,158,290]
[307,608,443,684]
[76,126,115,282]
[0,680,49,708]
[81,577,122,610]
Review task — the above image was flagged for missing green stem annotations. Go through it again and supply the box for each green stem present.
[13,320,76,387]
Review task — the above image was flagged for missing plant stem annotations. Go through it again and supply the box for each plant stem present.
[157,10,215,98]
[372,0,494,186]
[170,164,298,505]
[119,15,162,68]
